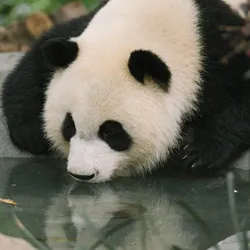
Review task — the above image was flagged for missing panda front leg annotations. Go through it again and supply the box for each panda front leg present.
[182,101,250,174]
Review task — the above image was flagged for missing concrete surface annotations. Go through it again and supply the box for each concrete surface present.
[0,52,250,169]
[0,233,36,250]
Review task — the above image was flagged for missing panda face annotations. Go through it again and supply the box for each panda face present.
[44,55,173,182]
[43,0,203,183]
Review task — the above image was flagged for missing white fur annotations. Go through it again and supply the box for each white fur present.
[43,0,203,182]
[223,0,248,17]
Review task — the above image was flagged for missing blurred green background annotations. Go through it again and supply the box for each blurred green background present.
[0,0,101,25]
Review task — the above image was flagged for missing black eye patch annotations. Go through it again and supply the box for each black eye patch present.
[98,120,132,152]
[61,113,76,142]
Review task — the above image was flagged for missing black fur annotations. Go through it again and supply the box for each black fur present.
[1,1,108,155]
[98,121,132,152]
[41,38,79,68]
[61,113,76,142]
[128,50,171,91]
[178,0,250,174]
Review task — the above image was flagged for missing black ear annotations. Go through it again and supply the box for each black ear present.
[128,50,171,91]
[41,38,79,68]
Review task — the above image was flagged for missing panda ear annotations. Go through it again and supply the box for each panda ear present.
[41,38,79,68]
[128,50,171,91]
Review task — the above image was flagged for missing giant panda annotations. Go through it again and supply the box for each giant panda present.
[2,0,250,183]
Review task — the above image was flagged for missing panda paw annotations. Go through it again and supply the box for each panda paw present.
[181,127,231,175]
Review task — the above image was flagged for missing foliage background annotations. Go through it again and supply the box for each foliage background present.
[0,0,101,25]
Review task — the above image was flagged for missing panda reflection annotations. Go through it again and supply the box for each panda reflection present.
[44,181,205,250]
[3,0,250,182]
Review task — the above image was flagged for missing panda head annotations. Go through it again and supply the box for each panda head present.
[42,0,202,183]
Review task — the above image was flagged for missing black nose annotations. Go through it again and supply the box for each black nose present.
[70,173,95,181]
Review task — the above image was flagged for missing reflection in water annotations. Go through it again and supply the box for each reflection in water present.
[1,158,250,250]
[45,181,204,250]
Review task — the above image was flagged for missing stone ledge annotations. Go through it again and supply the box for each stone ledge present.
[0,52,24,87]
[0,233,36,250]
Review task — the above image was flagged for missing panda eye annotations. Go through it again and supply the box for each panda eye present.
[98,120,132,152]
[61,113,76,142]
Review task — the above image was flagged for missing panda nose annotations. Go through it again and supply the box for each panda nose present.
[69,173,95,181]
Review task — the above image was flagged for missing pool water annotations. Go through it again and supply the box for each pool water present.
[0,157,250,250]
